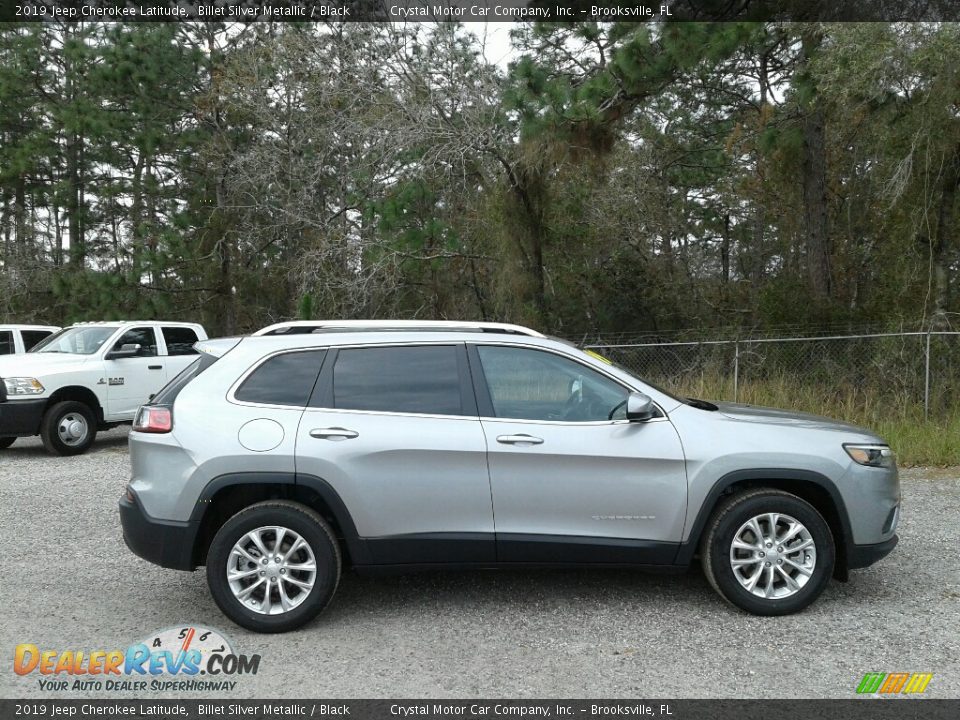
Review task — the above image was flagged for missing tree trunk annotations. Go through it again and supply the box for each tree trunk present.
[800,30,832,302]
[721,213,731,284]
[930,145,960,330]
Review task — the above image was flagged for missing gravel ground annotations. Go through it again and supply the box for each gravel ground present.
[1,428,958,699]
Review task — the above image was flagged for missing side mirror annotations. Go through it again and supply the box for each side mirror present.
[626,392,656,421]
[106,343,141,360]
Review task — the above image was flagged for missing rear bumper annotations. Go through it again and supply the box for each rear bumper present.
[847,534,899,570]
[0,398,46,437]
[119,491,199,571]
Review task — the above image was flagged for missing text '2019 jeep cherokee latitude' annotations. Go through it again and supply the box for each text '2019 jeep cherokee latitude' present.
[119,321,900,632]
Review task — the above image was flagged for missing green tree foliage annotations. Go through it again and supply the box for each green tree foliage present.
[0,22,957,338]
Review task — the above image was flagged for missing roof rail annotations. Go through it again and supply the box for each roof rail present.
[252,320,545,338]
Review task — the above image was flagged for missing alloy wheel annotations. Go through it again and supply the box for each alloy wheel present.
[729,512,817,599]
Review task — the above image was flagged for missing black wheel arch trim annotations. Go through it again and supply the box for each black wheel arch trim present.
[674,468,853,571]
[190,471,370,566]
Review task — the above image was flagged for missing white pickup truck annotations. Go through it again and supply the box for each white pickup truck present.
[0,321,207,455]
[0,325,61,355]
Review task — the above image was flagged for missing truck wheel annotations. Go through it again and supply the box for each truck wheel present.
[40,401,97,456]
[206,501,341,633]
[701,489,835,616]
[0,437,15,449]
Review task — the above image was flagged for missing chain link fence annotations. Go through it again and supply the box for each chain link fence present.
[585,332,960,422]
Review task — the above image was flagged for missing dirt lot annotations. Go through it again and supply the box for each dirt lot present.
[1,429,957,698]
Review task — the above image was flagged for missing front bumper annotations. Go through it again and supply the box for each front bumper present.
[847,534,899,570]
[119,491,199,571]
[0,398,46,437]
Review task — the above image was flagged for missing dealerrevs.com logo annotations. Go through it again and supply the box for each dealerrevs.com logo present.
[13,626,260,692]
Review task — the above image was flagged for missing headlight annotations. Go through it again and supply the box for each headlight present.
[844,443,894,468]
[3,377,45,395]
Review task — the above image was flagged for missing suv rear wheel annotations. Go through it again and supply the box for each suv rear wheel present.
[701,489,835,615]
[0,437,15,449]
[40,401,97,456]
[206,501,341,633]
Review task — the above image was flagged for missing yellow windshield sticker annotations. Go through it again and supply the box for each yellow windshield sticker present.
[584,349,613,365]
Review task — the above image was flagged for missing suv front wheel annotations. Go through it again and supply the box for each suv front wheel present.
[701,489,835,616]
[206,501,341,633]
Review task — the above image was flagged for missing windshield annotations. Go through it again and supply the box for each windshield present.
[30,326,116,355]
[570,345,686,403]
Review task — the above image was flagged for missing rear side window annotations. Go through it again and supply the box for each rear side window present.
[0,331,13,355]
[235,350,326,407]
[332,345,463,415]
[162,327,200,356]
[21,330,53,351]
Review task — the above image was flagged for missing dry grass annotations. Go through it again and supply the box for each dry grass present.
[665,374,960,467]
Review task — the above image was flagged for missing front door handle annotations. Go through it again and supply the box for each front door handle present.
[310,427,359,440]
[496,434,544,446]
[148,365,163,370]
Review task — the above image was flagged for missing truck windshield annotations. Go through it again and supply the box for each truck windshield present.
[30,327,116,355]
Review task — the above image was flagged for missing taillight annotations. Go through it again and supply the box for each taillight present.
[134,406,172,433]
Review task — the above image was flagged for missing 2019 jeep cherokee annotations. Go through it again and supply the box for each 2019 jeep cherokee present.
[119,321,900,632]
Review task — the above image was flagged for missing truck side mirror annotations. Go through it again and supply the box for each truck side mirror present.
[106,343,141,360]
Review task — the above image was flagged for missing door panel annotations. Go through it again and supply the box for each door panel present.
[296,410,493,554]
[482,418,687,545]
[295,343,494,564]
[470,344,688,563]
[104,327,167,419]
[161,326,202,378]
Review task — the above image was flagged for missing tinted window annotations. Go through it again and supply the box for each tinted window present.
[477,345,628,422]
[111,327,158,357]
[21,330,53,351]
[235,350,325,406]
[0,331,13,355]
[162,326,200,356]
[333,345,463,415]
[152,353,222,405]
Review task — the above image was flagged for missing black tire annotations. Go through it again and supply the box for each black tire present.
[40,401,97,456]
[206,500,341,633]
[0,437,16,450]
[701,489,835,616]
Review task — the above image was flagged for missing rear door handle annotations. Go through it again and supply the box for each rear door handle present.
[148,365,163,370]
[310,427,359,440]
[496,434,544,446]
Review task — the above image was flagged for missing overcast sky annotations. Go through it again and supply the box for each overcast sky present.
[467,22,517,67]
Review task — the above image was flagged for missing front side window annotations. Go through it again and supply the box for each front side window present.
[235,350,326,407]
[332,345,464,416]
[0,331,13,355]
[477,345,629,422]
[162,327,200,356]
[111,327,158,358]
[21,330,53,351]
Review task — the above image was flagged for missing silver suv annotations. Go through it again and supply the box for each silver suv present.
[119,321,900,632]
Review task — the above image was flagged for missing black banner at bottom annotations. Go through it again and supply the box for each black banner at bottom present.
[2,700,958,720]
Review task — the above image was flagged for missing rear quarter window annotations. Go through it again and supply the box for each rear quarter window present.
[152,352,221,405]
[234,350,326,407]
